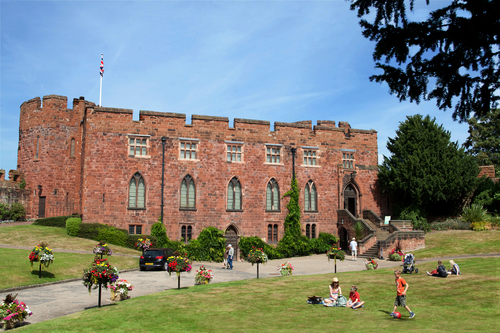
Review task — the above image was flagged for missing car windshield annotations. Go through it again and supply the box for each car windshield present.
[144,250,163,257]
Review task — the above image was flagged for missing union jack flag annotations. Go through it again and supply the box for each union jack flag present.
[100,54,104,77]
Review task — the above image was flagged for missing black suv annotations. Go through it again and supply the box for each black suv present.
[139,248,174,271]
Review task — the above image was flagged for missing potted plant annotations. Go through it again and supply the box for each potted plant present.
[365,258,378,270]
[278,262,294,276]
[194,265,214,285]
[0,294,32,330]
[389,240,405,261]
[110,279,133,301]
[28,242,54,278]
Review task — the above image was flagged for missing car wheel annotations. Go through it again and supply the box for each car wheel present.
[140,266,146,271]
[162,262,168,271]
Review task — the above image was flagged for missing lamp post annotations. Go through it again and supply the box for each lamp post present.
[161,137,166,224]
[291,147,297,180]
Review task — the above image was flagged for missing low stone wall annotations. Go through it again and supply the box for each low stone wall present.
[390,220,414,232]
[358,234,377,255]
[379,231,426,256]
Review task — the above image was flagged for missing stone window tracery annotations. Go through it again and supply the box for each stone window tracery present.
[266,178,280,211]
[304,180,317,212]
[128,172,146,209]
[180,175,196,210]
[227,177,242,211]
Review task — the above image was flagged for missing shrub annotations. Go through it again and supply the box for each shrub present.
[239,236,282,260]
[184,227,225,262]
[151,221,170,248]
[471,221,492,231]
[0,203,10,220]
[276,233,311,258]
[389,253,402,261]
[10,203,26,221]
[33,215,78,228]
[430,218,471,230]
[399,207,430,232]
[353,221,365,240]
[461,204,488,223]
[78,223,110,241]
[309,233,338,254]
[98,227,128,247]
[66,217,82,236]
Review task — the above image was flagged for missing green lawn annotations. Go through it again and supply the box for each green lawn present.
[0,225,140,255]
[412,230,500,259]
[15,257,499,333]
[0,248,138,290]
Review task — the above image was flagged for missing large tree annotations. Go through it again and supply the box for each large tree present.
[379,114,479,217]
[463,108,500,174]
[349,0,500,122]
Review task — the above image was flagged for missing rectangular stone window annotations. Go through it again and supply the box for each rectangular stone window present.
[226,142,243,162]
[127,135,150,157]
[128,225,142,235]
[302,147,318,166]
[265,144,282,164]
[179,139,198,160]
[342,150,355,169]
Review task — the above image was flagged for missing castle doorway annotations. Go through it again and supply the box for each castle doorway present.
[224,225,239,260]
[39,197,46,218]
[343,184,357,217]
[338,226,348,251]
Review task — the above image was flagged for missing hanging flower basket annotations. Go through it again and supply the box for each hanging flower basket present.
[247,247,268,266]
[166,254,192,276]
[29,242,54,270]
[93,241,113,256]
[82,258,119,294]
[135,238,153,252]
[326,245,345,262]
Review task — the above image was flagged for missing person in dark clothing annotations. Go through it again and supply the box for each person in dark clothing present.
[427,260,447,277]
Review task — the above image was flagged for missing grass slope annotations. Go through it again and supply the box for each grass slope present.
[15,257,499,333]
[412,230,500,259]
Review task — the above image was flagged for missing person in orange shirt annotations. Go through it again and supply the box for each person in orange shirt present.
[390,269,416,319]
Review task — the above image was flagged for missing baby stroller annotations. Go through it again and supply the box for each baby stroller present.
[402,253,418,274]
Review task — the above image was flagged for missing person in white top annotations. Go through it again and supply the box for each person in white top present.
[350,238,358,261]
[227,244,234,270]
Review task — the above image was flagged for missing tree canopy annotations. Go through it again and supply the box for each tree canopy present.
[463,108,500,173]
[349,0,500,122]
[378,114,479,217]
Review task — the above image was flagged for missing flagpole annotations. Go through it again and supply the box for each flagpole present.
[99,53,103,106]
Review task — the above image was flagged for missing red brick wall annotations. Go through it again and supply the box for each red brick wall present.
[18,95,385,241]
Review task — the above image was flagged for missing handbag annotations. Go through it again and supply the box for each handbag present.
[306,296,324,304]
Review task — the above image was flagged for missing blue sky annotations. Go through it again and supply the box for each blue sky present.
[0,0,469,178]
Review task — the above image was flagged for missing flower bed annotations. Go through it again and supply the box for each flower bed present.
[82,258,119,294]
[29,242,54,269]
[194,265,214,285]
[278,262,294,276]
[247,247,268,266]
[0,294,32,329]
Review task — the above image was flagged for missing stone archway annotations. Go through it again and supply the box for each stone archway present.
[338,226,348,251]
[224,225,239,261]
[343,184,357,217]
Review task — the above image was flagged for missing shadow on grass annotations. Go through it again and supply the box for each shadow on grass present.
[84,303,118,310]
[30,270,55,278]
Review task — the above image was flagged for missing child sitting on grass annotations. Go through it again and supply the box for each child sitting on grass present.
[347,285,364,309]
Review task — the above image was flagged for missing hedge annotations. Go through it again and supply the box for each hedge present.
[33,215,79,228]
[66,217,82,236]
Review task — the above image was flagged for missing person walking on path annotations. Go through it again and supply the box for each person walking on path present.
[350,238,358,261]
[227,244,234,270]
[390,269,416,319]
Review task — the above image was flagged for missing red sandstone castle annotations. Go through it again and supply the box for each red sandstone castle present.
[18,94,402,253]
